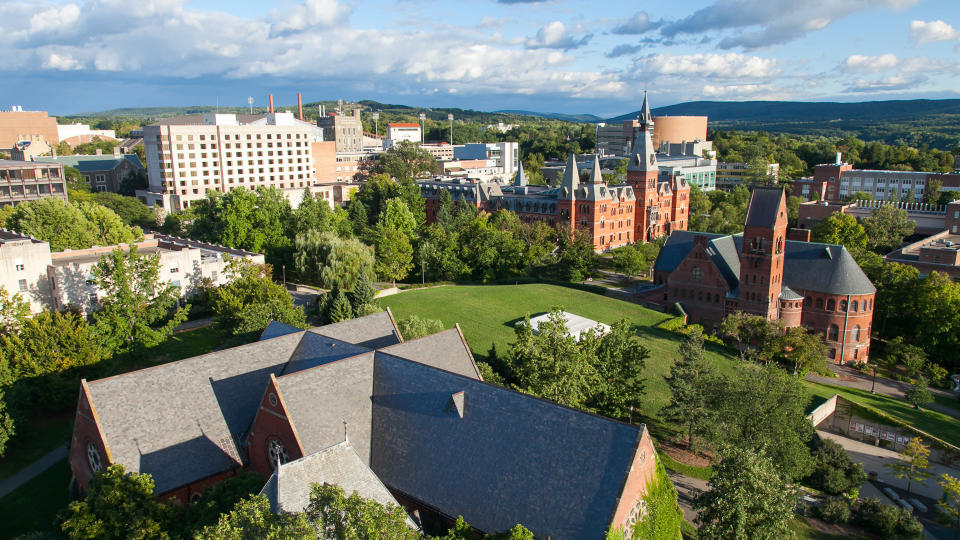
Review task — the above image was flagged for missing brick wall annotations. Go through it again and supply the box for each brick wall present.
[246,374,305,479]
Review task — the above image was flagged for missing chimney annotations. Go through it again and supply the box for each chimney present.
[113,146,121,158]
[96,148,102,156]
[269,94,274,114]
[297,93,303,121]
[835,152,842,165]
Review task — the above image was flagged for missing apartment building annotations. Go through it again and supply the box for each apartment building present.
[792,156,960,202]
[0,160,67,207]
[0,229,263,314]
[139,113,322,211]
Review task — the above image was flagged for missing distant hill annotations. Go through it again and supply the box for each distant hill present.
[606,99,960,123]
[494,110,602,123]
[605,99,960,150]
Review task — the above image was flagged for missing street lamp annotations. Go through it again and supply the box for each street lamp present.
[448,113,454,144]
[419,113,426,144]
[372,112,379,137]
[247,96,254,114]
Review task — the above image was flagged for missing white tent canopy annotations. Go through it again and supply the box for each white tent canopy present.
[523,311,611,341]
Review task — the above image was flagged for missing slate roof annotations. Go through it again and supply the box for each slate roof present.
[259,321,304,341]
[378,327,482,380]
[260,441,406,515]
[310,310,401,349]
[370,352,643,539]
[744,188,784,228]
[655,230,876,296]
[85,332,305,493]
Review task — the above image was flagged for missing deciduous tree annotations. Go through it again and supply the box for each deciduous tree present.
[395,315,444,341]
[887,437,932,496]
[661,328,716,449]
[305,483,419,540]
[212,259,306,336]
[375,227,414,286]
[294,230,376,291]
[61,465,172,540]
[812,212,868,253]
[693,446,797,540]
[862,205,915,254]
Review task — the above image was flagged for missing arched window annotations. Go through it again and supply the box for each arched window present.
[268,438,290,469]
[828,324,839,341]
[816,298,823,309]
[827,299,836,311]
[840,300,848,312]
[87,442,103,474]
[852,326,861,342]
[851,300,858,312]
[715,294,720,304]
[697,291,703,301]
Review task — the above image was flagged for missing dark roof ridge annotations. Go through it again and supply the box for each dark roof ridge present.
[454,323,483,381]
[275,350,375,380]
[86,331,306,386]
[374,350,648,433]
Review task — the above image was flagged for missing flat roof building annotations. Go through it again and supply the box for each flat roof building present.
[0,159,67,207]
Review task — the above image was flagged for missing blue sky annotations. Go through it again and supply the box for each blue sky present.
[1,0,958,116]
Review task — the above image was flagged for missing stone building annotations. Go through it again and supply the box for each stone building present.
[70,312,663,539]
[646,188,876,363]
[418,94,689,250]
[34,148,144,193]
[0,230,263,314]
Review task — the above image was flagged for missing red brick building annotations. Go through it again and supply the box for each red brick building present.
[647,188,876,363]
[69,311,663,539]
[418,94,689,251]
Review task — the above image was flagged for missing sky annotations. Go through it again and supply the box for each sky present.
[1,0,959,116]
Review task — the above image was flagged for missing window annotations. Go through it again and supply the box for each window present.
[829,348,836,360]
[17,279,27,292]
[87,442,103,473]
[691,267,703,280]
[827,299,836,311]
[170,267,179,274]
[851,300,858,312]
[816,298,823,309]
[839,300,847,312]
[267,438,290,469]
[852,325,861,342]
[15,264,24,271]
[828,324,839,341]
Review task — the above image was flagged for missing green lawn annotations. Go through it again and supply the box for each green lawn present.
[134,324,226,368]
[382,284,742,432]
[0,459,72,539]
[0,413,72,483]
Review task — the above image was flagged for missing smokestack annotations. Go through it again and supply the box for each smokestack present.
[298,93,303,121]
[269,94,274,114]
[836,152,842,165]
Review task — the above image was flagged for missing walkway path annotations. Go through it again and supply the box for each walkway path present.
[806,364,960,419]
[0,444,67,499]
[667,471,707,525]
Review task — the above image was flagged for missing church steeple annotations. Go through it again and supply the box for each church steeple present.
[590,154,603,184]
[627,120,657,173]
[638,90,652,126]
[514,160,527,187]
[560,153,580,198]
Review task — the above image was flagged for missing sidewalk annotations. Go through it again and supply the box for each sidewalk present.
[806,365,960,420]
[0,444,67,499]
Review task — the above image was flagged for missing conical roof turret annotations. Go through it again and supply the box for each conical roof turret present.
[638,91,652,126]
[627,122,657,173]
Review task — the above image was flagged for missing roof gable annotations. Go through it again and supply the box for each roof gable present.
[85,331,306,493]
[378,327,481,380]
[744,188,785,228]
[311,311,401,349]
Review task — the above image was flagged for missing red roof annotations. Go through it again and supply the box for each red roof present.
[389,123,420,128]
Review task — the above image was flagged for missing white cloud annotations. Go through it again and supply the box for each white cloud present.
[269,0,351,35]
[28,3,80,34]
[845,74,925,92]
[525,21,591,50]
[42,52,82,70]
[843,53,899,72]
[909,20,958,45]
[612,11,659,35]
[661,0,918,49]
[637,53,777,79]
[702,83,778,98]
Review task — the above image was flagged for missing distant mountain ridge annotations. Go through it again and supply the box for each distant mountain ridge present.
[606,99,960,124]
[494,110,603,123]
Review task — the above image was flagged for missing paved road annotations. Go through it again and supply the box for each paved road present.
[806,365,960,419]
[818,430,960,501]
[667,471,707,525]
[0,444,67,499]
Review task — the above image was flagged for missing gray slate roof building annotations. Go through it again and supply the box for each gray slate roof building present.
[75,309,653,539]
[654,230,876,296]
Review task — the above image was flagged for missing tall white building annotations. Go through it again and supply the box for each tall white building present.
[386,123,422,146]
[139,113,324,211]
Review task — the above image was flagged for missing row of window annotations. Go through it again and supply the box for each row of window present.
[810,297,872,313]
[174,132,306,142]
[827,324,864,343]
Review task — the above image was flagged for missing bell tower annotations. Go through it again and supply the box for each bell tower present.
[737,188,788,320]
[626,92,658,243]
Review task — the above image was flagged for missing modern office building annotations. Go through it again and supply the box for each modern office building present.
[0,160,67,208]
[716,162,780,191]
[792,155,960,202]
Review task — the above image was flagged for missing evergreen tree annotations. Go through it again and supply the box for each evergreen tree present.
[327,289,354,323]
[348,273,381,316]
[661,328,716,449]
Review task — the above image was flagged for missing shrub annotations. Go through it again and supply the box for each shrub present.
[817,498,851,524]
[805,438,866,496]
[855,498,922,538]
